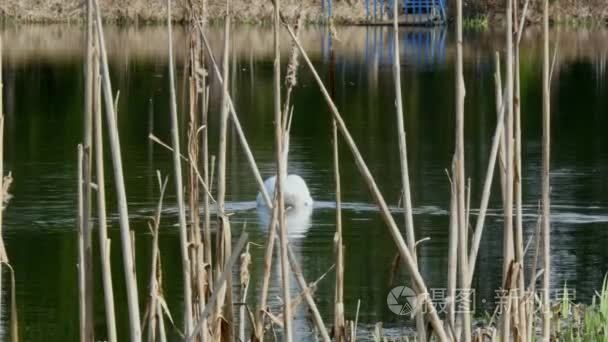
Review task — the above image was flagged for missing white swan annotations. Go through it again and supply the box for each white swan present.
[256,114,313,210]
[256,174,313,209]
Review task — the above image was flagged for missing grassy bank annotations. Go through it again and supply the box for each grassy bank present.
[1,0,607,25]
[467,0,608,27]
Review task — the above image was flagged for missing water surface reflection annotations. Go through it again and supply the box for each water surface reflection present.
[1,24,607,341]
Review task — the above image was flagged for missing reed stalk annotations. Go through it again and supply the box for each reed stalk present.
[91,1,141,339]
[146,172,168,342]
[238,243,252,342]
[467,63,509,286]
[495,52,506,203]
[541,0,552,338]
[94,70,117,342]
[280,19,449,342]
[454,0,471,338]
[501,0,515,338]
[213,0,236,339]
[0,37,16,342]
[391,4,425,339]
[77,145,86,342]
[286,245,331,342]
[194,21,273,209]
[201,83,212,284]
[82,2,95,339]
[0,33,4,333]
[272,1,293,341]
[254,201,278,341]
[166,0,194,336]
[446,167,457,334]
[332,118,345,341]
[187,28,209,342]
[187,233,249,342]
[513,1,528,339]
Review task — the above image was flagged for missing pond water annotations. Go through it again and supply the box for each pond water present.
[1,23,607,341]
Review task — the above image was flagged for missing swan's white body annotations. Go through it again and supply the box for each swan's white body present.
[256,174,313,209]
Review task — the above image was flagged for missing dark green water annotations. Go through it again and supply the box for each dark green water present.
[1,24,608,340]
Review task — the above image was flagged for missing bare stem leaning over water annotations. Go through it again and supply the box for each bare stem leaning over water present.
[194,21,273,209]
[279,16,449,342]
[92,0,142,339]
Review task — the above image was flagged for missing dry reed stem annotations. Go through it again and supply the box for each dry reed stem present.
[446,166,457,334]
[94,71,117,342]
[454,0,471,338]
[0,33,5,330]
[77,145,86,342]
[495,52,507,204]
[185,30,202,341]
[0,38,16,342]
[201,89,212,291]
[502,0,515,337]
[213,0,236,338]
[391,3,425,339]
[166,0,194,335]
[286,245,331,342]
[333,117,345,341]
[146,172,168,342]
[187,232,249,342]
[541,0,551,338]
[280,18,449,342]
[238,243,252,342]
[194,21,273,209]
[467,62,509,286]
[513,1,529,339]
[92,1,141,339]
[272,1,293,340]
[254,200,278,341]
[82,2,95,339]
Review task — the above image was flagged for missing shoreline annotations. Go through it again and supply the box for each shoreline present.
[0,1,607,26]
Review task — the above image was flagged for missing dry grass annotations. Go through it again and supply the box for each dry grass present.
[0,0,369,24]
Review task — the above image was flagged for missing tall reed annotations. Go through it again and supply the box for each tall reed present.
[273,1,293,340]
[166,0,194,336]
[391,2,425,339]
[454,0,471,338]
[541,0,552,338]
[82,1,95,339]
[279,17,449,341]
[94,69,117,342]
[92,1,141,339]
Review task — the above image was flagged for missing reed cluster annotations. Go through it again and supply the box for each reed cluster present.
[53,0,603,341]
